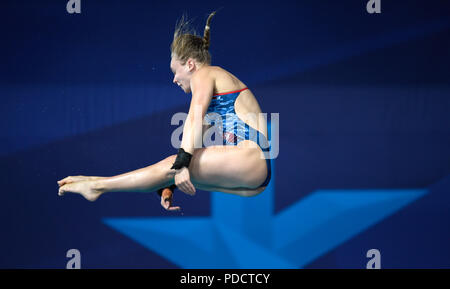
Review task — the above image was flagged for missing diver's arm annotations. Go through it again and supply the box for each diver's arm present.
[180,70,214,154]
[173,69,214,195]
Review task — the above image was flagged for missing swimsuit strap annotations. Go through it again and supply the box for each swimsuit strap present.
[212,87,248,98]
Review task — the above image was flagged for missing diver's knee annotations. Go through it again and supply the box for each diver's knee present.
[164,154,177,164]
[162,155,177,177]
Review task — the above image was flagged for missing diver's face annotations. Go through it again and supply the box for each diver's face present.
[170,56,192,94]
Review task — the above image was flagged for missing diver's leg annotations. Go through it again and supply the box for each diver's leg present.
[58,155,177,201]
[195,184,266,197]
[187,141,268,194]
[57,141,268,201]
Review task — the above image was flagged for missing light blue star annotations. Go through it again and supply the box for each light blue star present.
[103,161,427,268]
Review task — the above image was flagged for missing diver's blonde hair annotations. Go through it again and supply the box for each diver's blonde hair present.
[170,11,216,65]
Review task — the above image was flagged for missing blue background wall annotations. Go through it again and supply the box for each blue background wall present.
[1,0,449,268]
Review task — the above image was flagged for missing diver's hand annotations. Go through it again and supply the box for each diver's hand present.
[174,167,196,196]
[160,187,181,211]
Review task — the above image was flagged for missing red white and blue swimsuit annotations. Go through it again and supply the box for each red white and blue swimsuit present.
[205,87,271,187]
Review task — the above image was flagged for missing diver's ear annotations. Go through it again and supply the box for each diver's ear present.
[186,58,195,72]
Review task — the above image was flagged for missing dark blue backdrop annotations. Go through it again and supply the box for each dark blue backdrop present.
[1,0,449,268]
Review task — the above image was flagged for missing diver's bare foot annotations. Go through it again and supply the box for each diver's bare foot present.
[57,175,104,187]
[58,180,104,202]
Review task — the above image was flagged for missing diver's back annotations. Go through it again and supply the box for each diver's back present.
[210,66,268,137]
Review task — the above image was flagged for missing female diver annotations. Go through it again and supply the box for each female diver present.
[57,11,271,211]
